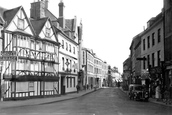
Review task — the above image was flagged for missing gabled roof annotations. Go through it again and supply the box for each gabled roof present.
[2,6,36,36]
[65,19,74,31]
[3,6,21,28]
[30,17,48,35]
[45,9,58,21]
[0,6,7,17]
[30,17,59,44]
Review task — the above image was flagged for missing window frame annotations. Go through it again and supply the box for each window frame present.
[158,28,161,43]
[143,39,145,50]
[152,33,155,46]
[18,18,25,30]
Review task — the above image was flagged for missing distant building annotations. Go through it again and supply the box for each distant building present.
[94,56,103,88]
[81,48,109,88]
[122,57,131,90]
[81,48,95,89]
[129,33,142,84]
[101,61,108,87]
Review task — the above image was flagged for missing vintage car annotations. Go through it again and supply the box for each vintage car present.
[128,84,149,101]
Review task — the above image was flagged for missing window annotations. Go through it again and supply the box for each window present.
[45,27,51,37]
[143,57,146,69]
[147,36,150,48]
[152,53,154,67]
[143,39,145,50]
[66,59,69,70]
[152,33,155,46]
[74,77,75,87]
[158,28,161,43]
[66,42,68,51]
[18,18,24,30]
[69,44,71,52]
[70,78,72,87]
[73,47,75,54]
[62,40,64,49]
[62,57,64,70]
[67,77,69,88]
[157,50,161,66]
[70,60,72,70]
[73,61,76,72]
[147,55,150,69]
[28,82,34,91]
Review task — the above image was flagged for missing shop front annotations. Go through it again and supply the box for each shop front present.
[149,66,163,98]
[164,66,172,99]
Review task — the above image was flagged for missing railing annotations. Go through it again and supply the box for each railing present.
[11,91,35,98]
[41,90,55,95]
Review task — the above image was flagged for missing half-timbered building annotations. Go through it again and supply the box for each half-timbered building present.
[30,0,79,94]
[0,5,60,100]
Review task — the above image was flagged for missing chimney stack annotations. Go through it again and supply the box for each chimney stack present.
[59,0,64,17]
[30,0,48,19]
[58,0,65,28]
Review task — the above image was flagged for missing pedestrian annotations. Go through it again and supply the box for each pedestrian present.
[155,85,160,101]
[164,87,170,104]
[76,84,79,93]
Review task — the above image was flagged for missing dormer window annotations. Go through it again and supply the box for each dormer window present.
[18,18,24,30]
[45,27,51,37]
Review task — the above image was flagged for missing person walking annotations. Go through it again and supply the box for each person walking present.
[155,85,160,101]
[76,84,79,93]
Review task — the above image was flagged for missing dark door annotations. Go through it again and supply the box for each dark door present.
[61,77,65,95]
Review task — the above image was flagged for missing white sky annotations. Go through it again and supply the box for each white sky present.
[0,0,163,73]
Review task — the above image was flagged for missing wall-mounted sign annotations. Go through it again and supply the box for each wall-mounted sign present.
[0,51,17,61]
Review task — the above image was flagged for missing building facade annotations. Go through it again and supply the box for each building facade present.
[94,56,103,88]
[101,62,108,87]
[0,4,60,100]
[81,48,109,89]
[140,12,164,97]
[129,34,142,84]
[164,0,172,99]
[0,0,83,100]
[54,1,79,94]
[82,48,95,89]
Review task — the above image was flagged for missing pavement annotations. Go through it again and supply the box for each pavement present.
[120,87,172,107]
[0,88,100,109]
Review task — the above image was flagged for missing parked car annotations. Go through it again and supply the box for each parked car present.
[128,84,149,102]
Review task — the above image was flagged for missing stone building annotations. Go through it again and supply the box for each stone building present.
[140,12,164,97]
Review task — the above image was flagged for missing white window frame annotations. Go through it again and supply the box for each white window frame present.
[18,18,25,30]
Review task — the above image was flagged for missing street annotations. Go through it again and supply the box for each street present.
[0,87,172,115]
